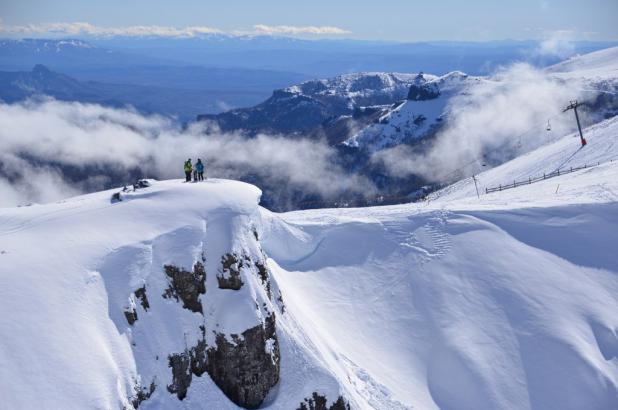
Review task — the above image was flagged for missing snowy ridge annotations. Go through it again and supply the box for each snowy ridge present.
[344,72,486,151]
[284,72,423,107]
[0,180,347,409]
[2,112,617,408]
[546,46,618,80]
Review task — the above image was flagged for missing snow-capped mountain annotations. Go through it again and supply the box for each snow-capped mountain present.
[343,71,486,151]
[343,47,618,153]
[1,110,617,409]
[197,72,418,141]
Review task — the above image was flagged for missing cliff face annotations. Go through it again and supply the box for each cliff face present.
[102,198,283,408]
[11,179,349,409]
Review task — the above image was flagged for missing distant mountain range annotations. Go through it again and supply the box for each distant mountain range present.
[0,64,299,120]
[2,38,618,211]
[0,39,311,119]
[197,72,418,144]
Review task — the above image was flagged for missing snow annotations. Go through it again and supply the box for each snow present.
[345,47,618,153]
[546,46,618,80]
[1,50,618,409]
[260,114,618,409]
[344,72,487,152]
[286,72,423,103]
[1,116,618,409]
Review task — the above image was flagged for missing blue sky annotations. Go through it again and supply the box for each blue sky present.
[1,0,617,41]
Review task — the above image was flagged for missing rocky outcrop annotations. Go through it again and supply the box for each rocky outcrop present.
[206,313,280,409]
[124,308,138,325]
[255,261,271,298]
[163,262,206,313]
[128,380,156,409]
[167,352,193,400]
[134,286,149,311]
[164,314,279,407]
[297,393,351,410]
[217,253,245,290]
[123,286,150,326]
[407,73,440,101]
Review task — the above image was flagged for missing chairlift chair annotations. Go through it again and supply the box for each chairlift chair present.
[546,119,551,131]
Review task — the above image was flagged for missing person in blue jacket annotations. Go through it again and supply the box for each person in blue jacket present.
[195,158,205,181]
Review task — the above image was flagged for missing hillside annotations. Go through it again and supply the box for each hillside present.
[1,111,617,409]
[197,72,418,139]
[343,71,486,151]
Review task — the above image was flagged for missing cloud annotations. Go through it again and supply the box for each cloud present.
[0,99,373,207]
[372,63,589,182]
[0,22,223,38]
[537,30,576,58]
[0,21,350,38]
[252,24,351,36]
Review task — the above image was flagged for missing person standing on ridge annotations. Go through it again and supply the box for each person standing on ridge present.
[196,158,205,181]
[184,158,192,182]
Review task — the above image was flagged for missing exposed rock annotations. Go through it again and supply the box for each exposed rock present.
[217,253,244,290]
[124,308,138,325]
[129,380,156,409]
[276,290,286,314]
[413,114,427,126]
[407,73,440,101]
[167,352,192,400]
[133,179,151,189]
[163,262,206,313]
[255,261,271,298]
[297,393,351,410]
[134,286,150,311]
[206,313,280,409]
[111,192,122,203]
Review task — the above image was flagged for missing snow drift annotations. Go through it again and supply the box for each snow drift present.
[1,111,618,409]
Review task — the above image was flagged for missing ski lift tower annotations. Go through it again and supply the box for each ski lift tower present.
[563,100,587,146]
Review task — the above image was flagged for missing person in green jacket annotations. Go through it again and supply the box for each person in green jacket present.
[184,158,192,182]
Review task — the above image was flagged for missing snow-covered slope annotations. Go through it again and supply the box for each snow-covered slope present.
[343,72,486,151]
[0,180,348,410]
[546,46,618,80]
[262,115,618,409]
[1,115,617,409]
[428,114,618,208]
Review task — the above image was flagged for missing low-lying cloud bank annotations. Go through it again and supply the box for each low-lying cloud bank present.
[0,21,351,38]
[372,63,592,182]
[0,99,373,207]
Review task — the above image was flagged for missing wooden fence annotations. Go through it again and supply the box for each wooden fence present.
[485,162,601,194]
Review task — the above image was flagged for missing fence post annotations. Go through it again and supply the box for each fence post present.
[543,172,545,179]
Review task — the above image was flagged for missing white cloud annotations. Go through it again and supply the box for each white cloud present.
[0,99,373,207]
[0,22,223,38]
[372,63,590,182]
[252,24,351,36]
[0,21,351,38]
[537,30,576,58]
